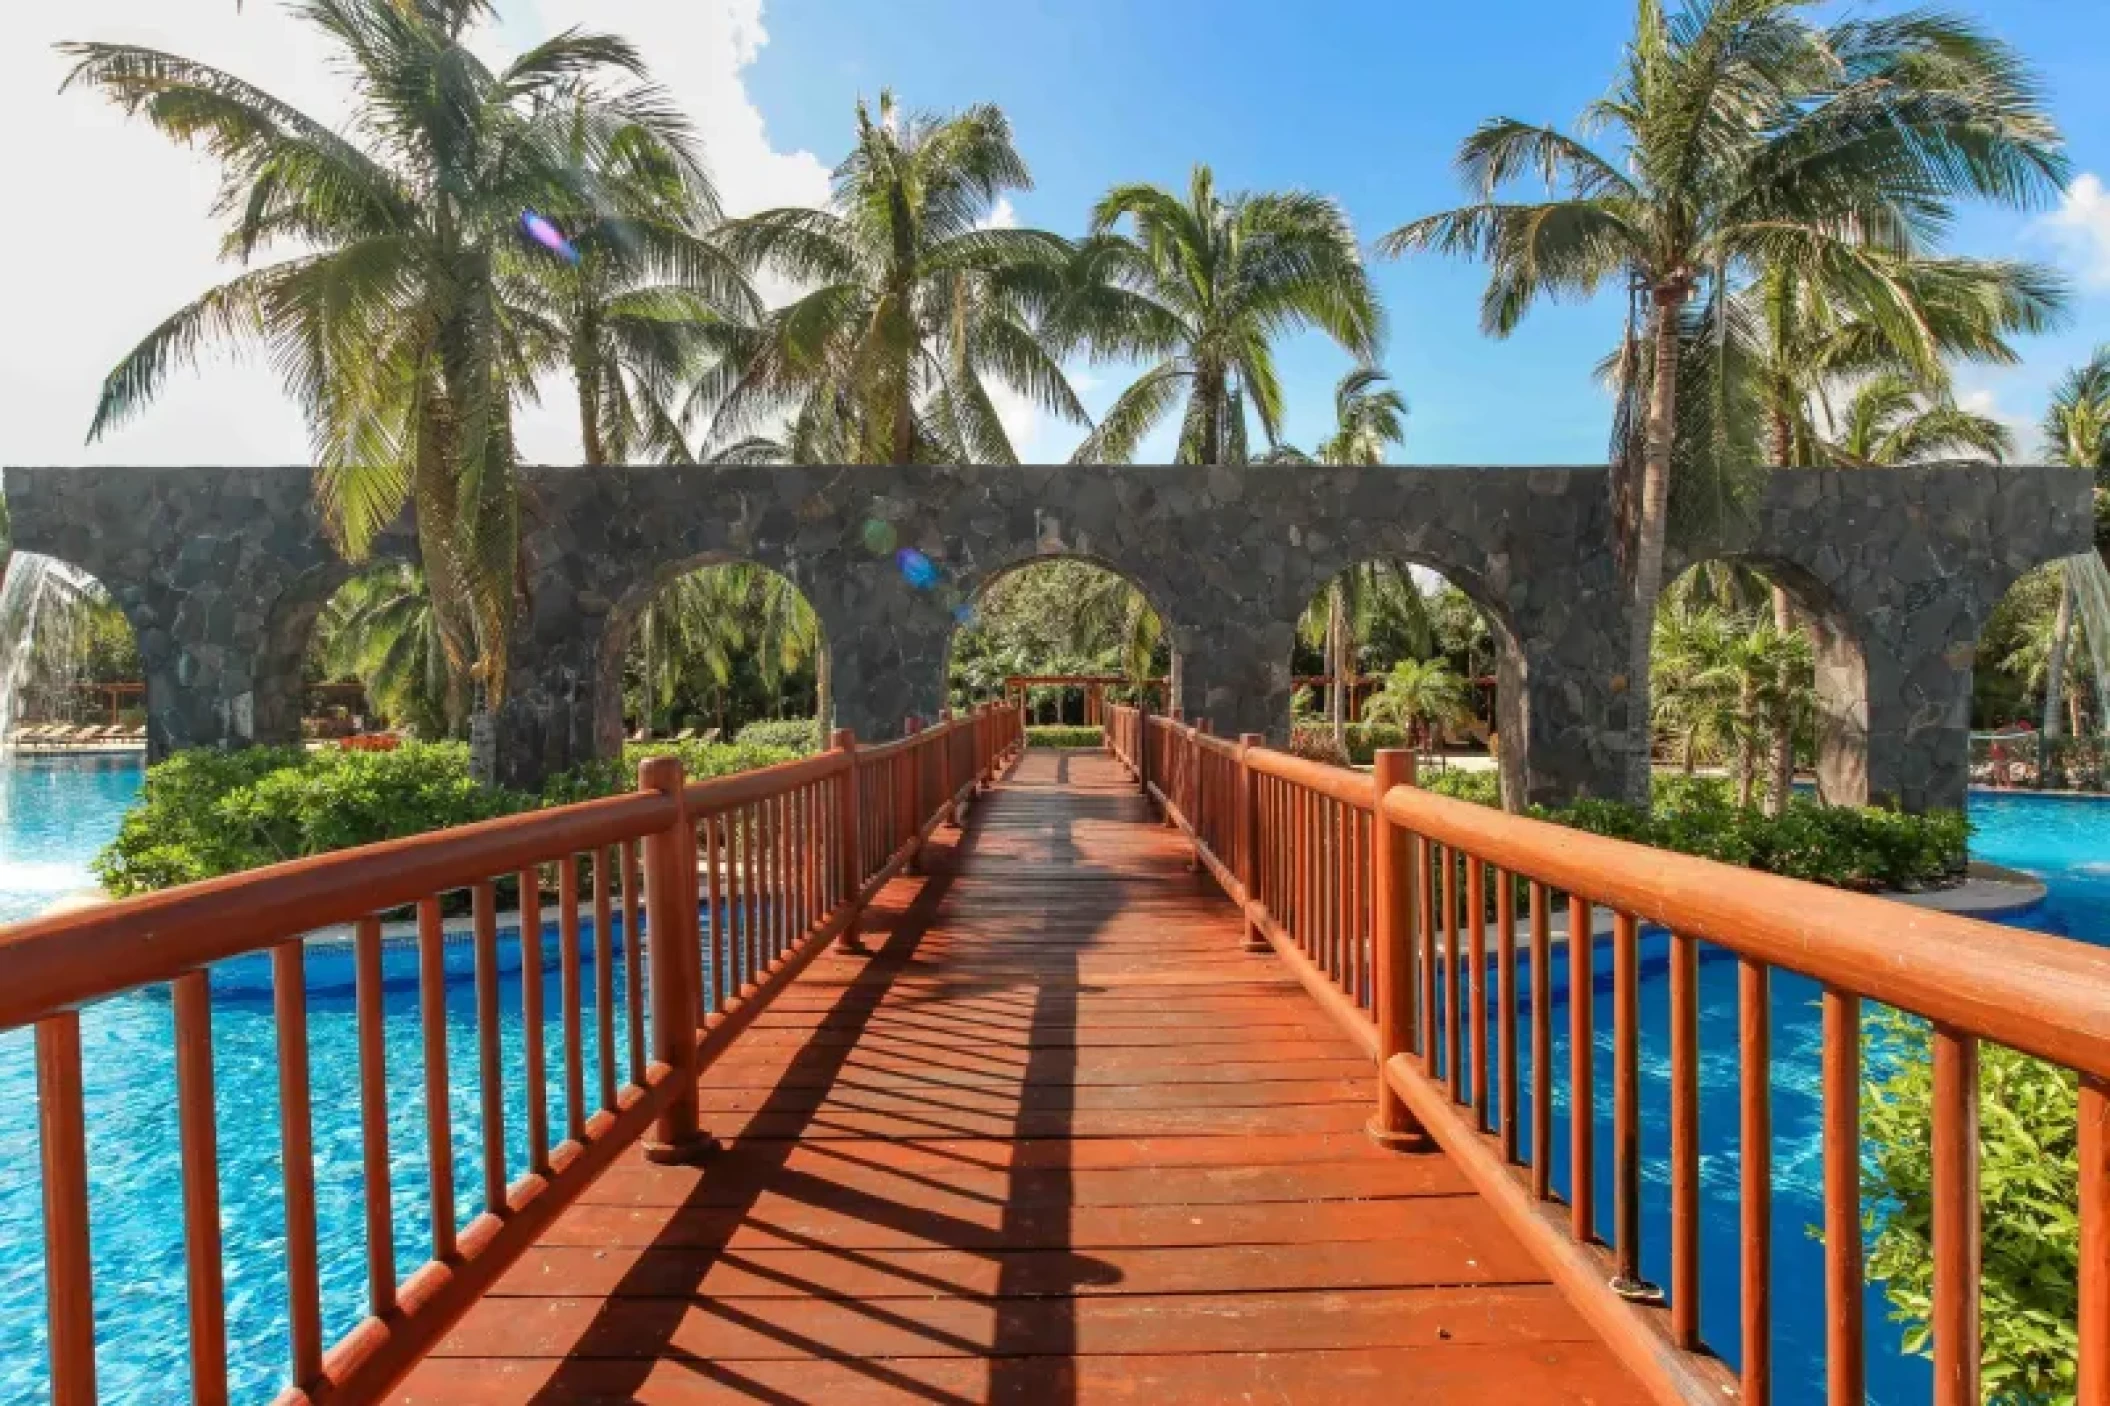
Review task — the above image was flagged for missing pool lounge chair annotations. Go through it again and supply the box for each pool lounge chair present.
[673,727,697,741]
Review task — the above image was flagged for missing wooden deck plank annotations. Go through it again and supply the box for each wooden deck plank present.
[398,749,1646,1404]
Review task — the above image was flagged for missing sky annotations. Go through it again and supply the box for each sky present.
[4,0,2109,471]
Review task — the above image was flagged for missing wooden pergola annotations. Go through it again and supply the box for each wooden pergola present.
[1001,674,1166,726]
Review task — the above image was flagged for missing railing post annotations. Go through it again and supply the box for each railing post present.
[1186,720,1212,867]
[1238,733,1267,953]
[639,756,715,1164]
[902,716,924,875]
[938,708,959,828]
[1137,699,1152,800]
[832,728,868,954]
[1369,748,1424,1150]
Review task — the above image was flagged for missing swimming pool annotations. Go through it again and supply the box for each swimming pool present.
[0,763,2103,1402]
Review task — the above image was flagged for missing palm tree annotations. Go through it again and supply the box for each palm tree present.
[2038,349,2110,741]
[313,565,447,736]
[1362,658,1472,763]
[1651,599,1743,774]
[631,564,826,739]
[1827,373,2013,466]
[513,100,759,466]
[1067,165,1383,464]
[1381,0,2066,802]
[65,0,703,730]
[697,91,1084,465]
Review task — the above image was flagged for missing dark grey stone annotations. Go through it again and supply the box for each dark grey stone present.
[6,462,2089,811]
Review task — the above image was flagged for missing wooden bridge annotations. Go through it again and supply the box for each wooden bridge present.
[5,704,2108,1405]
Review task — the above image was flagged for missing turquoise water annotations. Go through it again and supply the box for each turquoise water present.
[0,762,2103,1402]
[0,753,142,922]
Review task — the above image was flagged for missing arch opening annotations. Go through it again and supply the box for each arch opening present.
[1971,555,2110,792]
[604,560,828,751]
[0,553,143,749]
[301,562,448,742]
[1287,558,1521,801]
[946,557,1177,729]
[1651,557,1867,809]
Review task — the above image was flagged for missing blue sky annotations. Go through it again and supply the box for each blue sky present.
[732,0,2110,463]
[8,0,2109,468]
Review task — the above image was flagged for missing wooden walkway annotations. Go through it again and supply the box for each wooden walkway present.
[399,750,1645,1404]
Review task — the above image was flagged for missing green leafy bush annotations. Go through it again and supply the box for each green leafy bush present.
[1866,1017,2081,1403]
[95,739,797,896]
[1288,723,1410,766]
[1413,771,1964,892]
[734,718,822,753]
[1287,727,1352,768]
[1027,725,1104,748]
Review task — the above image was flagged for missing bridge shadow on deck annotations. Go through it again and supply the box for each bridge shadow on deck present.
[400,751,1647,1404]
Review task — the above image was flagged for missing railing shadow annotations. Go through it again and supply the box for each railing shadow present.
[523,748,1142,1403]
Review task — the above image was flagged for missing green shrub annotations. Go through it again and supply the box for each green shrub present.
[1866,1017,2081,1403]
[1412,770,1964,892]
[1027,725,1103,748]
[1287,727,1351,768]
[95,739,797,896]
[734,718,822,753]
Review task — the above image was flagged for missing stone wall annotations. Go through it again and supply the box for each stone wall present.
[6,462,2089,811]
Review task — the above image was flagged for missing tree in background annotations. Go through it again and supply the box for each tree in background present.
[698,91,1083,465]
[2038,349,2110,740]
[311,565,448,737]
[1361,657,1471,764]
[1384,0,2067,803]
[1067,165,1382,465]
[66,0,706,730]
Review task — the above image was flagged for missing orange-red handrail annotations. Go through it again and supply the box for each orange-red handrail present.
[1105,700,2109,1406]
[7,704,1025,1406]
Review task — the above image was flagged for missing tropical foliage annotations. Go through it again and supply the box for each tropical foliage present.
[66,0,715,729]
[1067,165,1382,465]
[1384,0,2069,802]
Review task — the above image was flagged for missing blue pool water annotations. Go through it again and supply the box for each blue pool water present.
[0,760,2104,1403]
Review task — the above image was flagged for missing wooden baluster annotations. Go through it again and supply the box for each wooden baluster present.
[418,897,457,1255]
[37,1013,96,1406]
[747,803,764,978]
[1443,847,1461,1101]
[1740,959,1772,1404]
[594,846,618,1112]
[1469,857,1488,1130]
[623,840,646,1085]
[803,783,821,932]
[835,731,867,953]
[1570,896,1594,1243]
[1823,987,1864,1406]
[272,940,323,1384]
[349,920,394,1318]
[1613,911,1643,1292]
[516,871,549,1174]
[472,882,506,1211]
[1931,1026,1981,1406]
[1670,931,1700,1344]
[706,813,728,1008]
[2082,1075,2108,1406]
[1531,882,1552,1200]
[1496,869,1518,1164]
[1239,734,1265,952]
[172,970,230,1404]
[903,719,925,872]
[558,861,585,1142]
[1294,784,1310,952]
[1418,836,1438,1069]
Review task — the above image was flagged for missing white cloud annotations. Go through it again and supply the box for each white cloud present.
[2039,172,2110,291]
[0,1,829,469]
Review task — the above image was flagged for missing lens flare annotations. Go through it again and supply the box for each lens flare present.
[895,548,939,591]
[953,602,977,627]
[521,209,580,265]
[861,519,898,554]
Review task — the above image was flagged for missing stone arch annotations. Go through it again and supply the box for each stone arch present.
[1286,551,1528,799]
[254,534,422,746]
[593,553,832,754]
[941,549,1189,718]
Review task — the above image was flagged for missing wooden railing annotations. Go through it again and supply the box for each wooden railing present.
[2,704,1021,1406]
[1108,703,2110,1406]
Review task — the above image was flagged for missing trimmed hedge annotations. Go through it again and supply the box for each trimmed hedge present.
[1419,770,1966,892]
[1290,722,1409,766]
[94,739,798,896]
[1027,725,1104,748]
[733,718,822,753]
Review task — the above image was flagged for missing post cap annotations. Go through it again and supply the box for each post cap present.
[637,752,685,796]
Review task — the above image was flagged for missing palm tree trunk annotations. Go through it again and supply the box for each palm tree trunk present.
[1738,676,1758,809]
[2046,567,2075,740]
[577,357,607,467]
[413,407,479,735]
[640,604,656,739]
[1328,581,1349,747]
[1625,291,1684,804]
[816,647,833,736]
